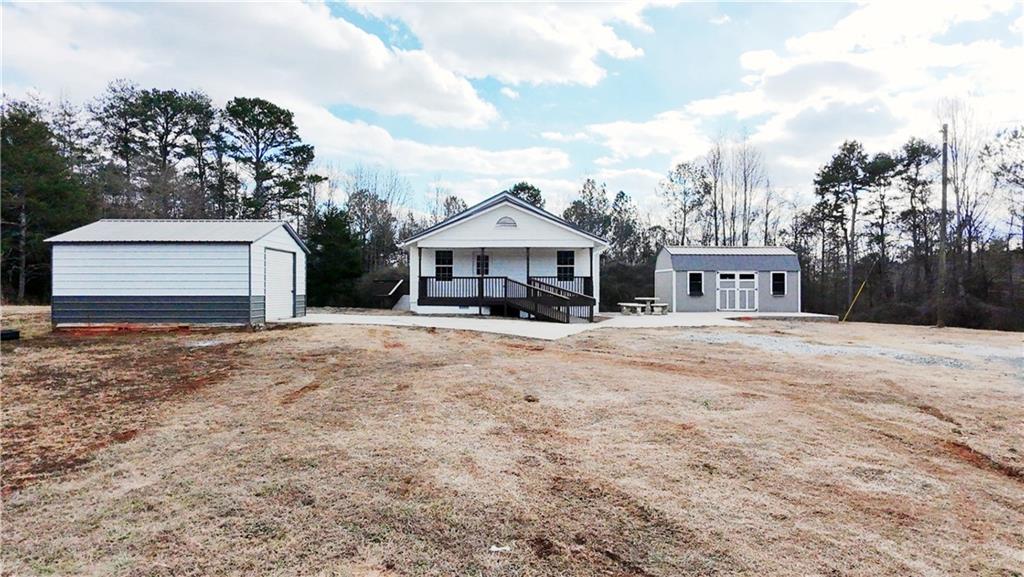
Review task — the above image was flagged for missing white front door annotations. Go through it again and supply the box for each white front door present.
[717,271,757,311]
[265,249,295,320]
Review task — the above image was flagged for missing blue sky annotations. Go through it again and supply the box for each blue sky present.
[4,1,1022,217]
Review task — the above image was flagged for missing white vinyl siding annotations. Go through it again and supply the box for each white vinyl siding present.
[418,247,593,280]
[265,249,295,320]
[414,204,597,248]
[51,243,249,296]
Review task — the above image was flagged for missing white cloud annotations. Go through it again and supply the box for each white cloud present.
[289,103,570,177]
[427,177,582,212]
[2,1,497,128]
[709,15,731,25]
[354,2,659,86]
[587,111,711,165]
[783,0,1014,56]
[500,87,520,100]
[594,167,666,214]
[666,1,1022,190]
[540,131,590,143]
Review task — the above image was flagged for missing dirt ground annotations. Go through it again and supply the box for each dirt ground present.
[2,306,1022,576]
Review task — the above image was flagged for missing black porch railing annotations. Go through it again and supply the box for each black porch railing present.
[420,276,507,302]
[527,278,595,322]
[417,275,595,323]
[527,276,593,296]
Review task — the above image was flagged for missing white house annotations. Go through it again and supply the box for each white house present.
[399,192,608,323]
[45,219,307,325]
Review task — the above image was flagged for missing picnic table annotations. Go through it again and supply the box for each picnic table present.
[635,297,657,314]
[617,297,668,315]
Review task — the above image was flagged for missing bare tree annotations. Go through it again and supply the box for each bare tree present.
[659,162,710,245]
[761,179,782,245]
[938,98,992,293]
[703,138,726,245]
[425,184,466,224]
[343,165,411,271]
[732,133,764,246]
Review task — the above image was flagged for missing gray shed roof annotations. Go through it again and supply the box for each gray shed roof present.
[664,246,800,271]
[45,219,309,253]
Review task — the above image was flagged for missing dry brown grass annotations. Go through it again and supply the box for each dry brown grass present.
[2,306,52,339]
[2,309,1022,576]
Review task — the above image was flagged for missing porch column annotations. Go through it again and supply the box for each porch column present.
[478,247,485,316]
[526,247,530,280]
[410,246,421,312]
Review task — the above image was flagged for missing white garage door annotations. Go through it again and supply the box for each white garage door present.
[265,249,295,320]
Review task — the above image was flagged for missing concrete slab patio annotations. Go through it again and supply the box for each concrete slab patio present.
[279,311,836,340]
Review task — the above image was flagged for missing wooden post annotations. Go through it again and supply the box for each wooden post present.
[526,247,530,281]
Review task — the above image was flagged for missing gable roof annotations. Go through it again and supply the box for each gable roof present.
[45,219,309,253]
[662,246,800,271]
[398,191,609,246]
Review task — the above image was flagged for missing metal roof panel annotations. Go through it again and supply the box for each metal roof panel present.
[45,220,309,252]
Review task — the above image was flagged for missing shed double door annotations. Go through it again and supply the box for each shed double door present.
[265,249,295,320]
[717,272,757,311]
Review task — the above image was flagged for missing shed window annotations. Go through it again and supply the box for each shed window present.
[475,254,490,276]
[556,250,575,281]
[435,250,453,281]
[688,272,703,296]
[771,272,786,296]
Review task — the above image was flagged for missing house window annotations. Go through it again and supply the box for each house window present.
[771,271,786,296]
[435,250,453,281]
[496,216,517,228]
[475,253,490,276]
[556,250,575,281]
[688,271,703,296]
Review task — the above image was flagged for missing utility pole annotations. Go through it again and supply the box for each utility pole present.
[937,123,948,328]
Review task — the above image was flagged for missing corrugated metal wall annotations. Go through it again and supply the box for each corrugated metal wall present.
[51,243,252,325]
[52,243,250,296]
[52,295,251,324]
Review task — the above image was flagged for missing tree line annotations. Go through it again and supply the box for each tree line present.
[2,83,1021,329]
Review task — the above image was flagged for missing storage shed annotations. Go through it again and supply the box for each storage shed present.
[45,220,308,325]
[654,246,801,313]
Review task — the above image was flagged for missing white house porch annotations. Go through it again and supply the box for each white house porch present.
[398,192,608,324]
[410,246,598,322]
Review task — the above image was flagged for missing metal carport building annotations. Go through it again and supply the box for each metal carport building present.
[45,219,308,326]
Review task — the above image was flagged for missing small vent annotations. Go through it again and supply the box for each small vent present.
[496,216,517,228]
